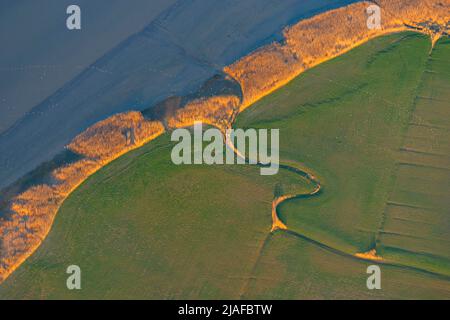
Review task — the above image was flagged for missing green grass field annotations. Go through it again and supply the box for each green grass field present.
[1,32,449,299]
[377,37,450,275]
[238,32,424,251]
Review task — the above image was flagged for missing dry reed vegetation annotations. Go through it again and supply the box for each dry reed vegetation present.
[0,0,448,283]
[355,249,383,261]
[166,95,240,130]
[225,0,450,108]
[69,112,164,162]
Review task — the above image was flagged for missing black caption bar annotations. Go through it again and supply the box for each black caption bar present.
[0,300,447,319]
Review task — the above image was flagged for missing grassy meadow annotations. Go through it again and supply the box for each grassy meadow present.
[377,37,450,275]
[1,33,449,299]
[237,33,450,278]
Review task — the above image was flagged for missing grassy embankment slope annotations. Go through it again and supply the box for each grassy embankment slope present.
[1,33,449,299]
